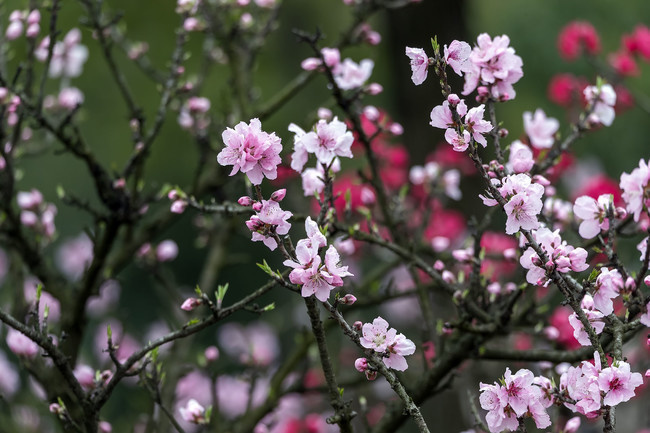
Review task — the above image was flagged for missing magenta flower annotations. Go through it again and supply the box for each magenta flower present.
[405,46,429,85]
[523,109,559,149]
[218,118,282,185]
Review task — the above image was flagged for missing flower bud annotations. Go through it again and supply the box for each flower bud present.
[366,83,383,95]
[238,196,253,206]
[170,200,187,214]
[252,202,263,212]
[363,105,380,122]
[389,122,403,136]
[205,345,219,362]
[434,260,445,271]
[498,128,509,138]
[564,417,581,433]
[181,297,202,311]
[317,107,332,120]
[270,189,286,202]
[5,21,24,41]
[301,57,321,71]
[340,294,357,305]
[353,321,363,332]
[447,94,460,106]
[354,357,368,372]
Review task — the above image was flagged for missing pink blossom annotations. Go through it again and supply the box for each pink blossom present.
[405,46,429,85]
[464,104,493,147]
[443,40,472,76]
[558,21,601,60]
[0,351,19,397]
[359,317,415,371]
[507,140,534,174]
[568,295,605,346]
[35,29,89,78]
[641,301,650,327]
[444,129,471,152]
[523,109,559,149]
[584,84,616,127]
[179,399,208,424]
[334,58,374,90]
[156,240,178,262]
[218,118,283,185]
[55,233,93,281]
[301,118,354,166]
[564,417,581,433]
[181,297,202,311]
[463,33,523,100]
[503,192,543,234]
[598,362,643,406]
[429,100,467,129]
[592,267,623,315]
[573,194,612,239]
[57,87,84,110]
[354,357,368,372]
[246,199,292,251]
[6,329,39,359]
[74,365,96,390]
[620,158,650,222]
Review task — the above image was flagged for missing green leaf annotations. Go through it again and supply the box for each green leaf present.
[187,318,200,326]
[257,260,274,277]
[107,324,112,340]
[217,283,229,302]
[194,284,203,296]
[262,302,275,312]
[56,185,65,199]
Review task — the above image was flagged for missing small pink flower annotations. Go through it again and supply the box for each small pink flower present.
[443,40,472,76]
[584,84,616,127]
[405,46,429,85]
[444,129,471,152]
[620,158,650,222]
[523,109,559,149]
[179,399,208,424]
[217,118,283,185]
[464,104,493,147]
[598,362,643,407]
[6,329,39,359]
[333,58,374,90]
[156,240,178,262]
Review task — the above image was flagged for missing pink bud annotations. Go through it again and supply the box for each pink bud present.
[564,416,581,433]
[205,345,219,362]
[354,357,368,372]
[301,57,322,71]
[181,297,201,311]
[447,94,460,106]
[543,326,559,340]
[364,30,381,46]
[321,47,340,68]
[503,248,517,260]
[389,122,403,136]
[5,21,24,41]
[486,282,501,295]
[170,200,187,214]
[353,321,362,332]
[156,240,178,262]
[433,260,445,271]
[49,403,63,415]
[644,275,650,286]
[6,329,39,358]
[477,86,489,97]
[317,107,332,120]
[9,11,23,22]
[252,202,263,212]
[27,10,41,25]
[184,17,201,32]
[431,236,450,252]
[238,196,253,206]
[99,421,112,433]
[187,97,210,113]
[498,128,509,138]
[363,105,380,122]
[442,270,456,283]
[20,211,38,226]
[112,178,126,189]
[270,189,286,202]
[360,187,375,205]
[366,83,383,95]
[340,294,357,305]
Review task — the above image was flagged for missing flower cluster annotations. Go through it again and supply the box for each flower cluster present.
[429,94,493,152]
[35,28,89,78]
[17,189,57,242]
[5,9,40,40]
[558,352,643,417]
[289,117,354,173]
[519,227,588,285]
[479,368,551,432]
[283,217,352,301]
[239,190,292,251]
[356,316,416,374]
[301,47,374,90]
[481,174,545,234]
[217,118,283,185]
[178,96,211,134]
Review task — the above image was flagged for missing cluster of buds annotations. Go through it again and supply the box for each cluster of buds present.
[178,97,211,134]
[5,9,40,41]
[17,189,57,242]
[137,240,179,264]
[239,189,291,251]
[167,188,188,214]
[0,87,22,126]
